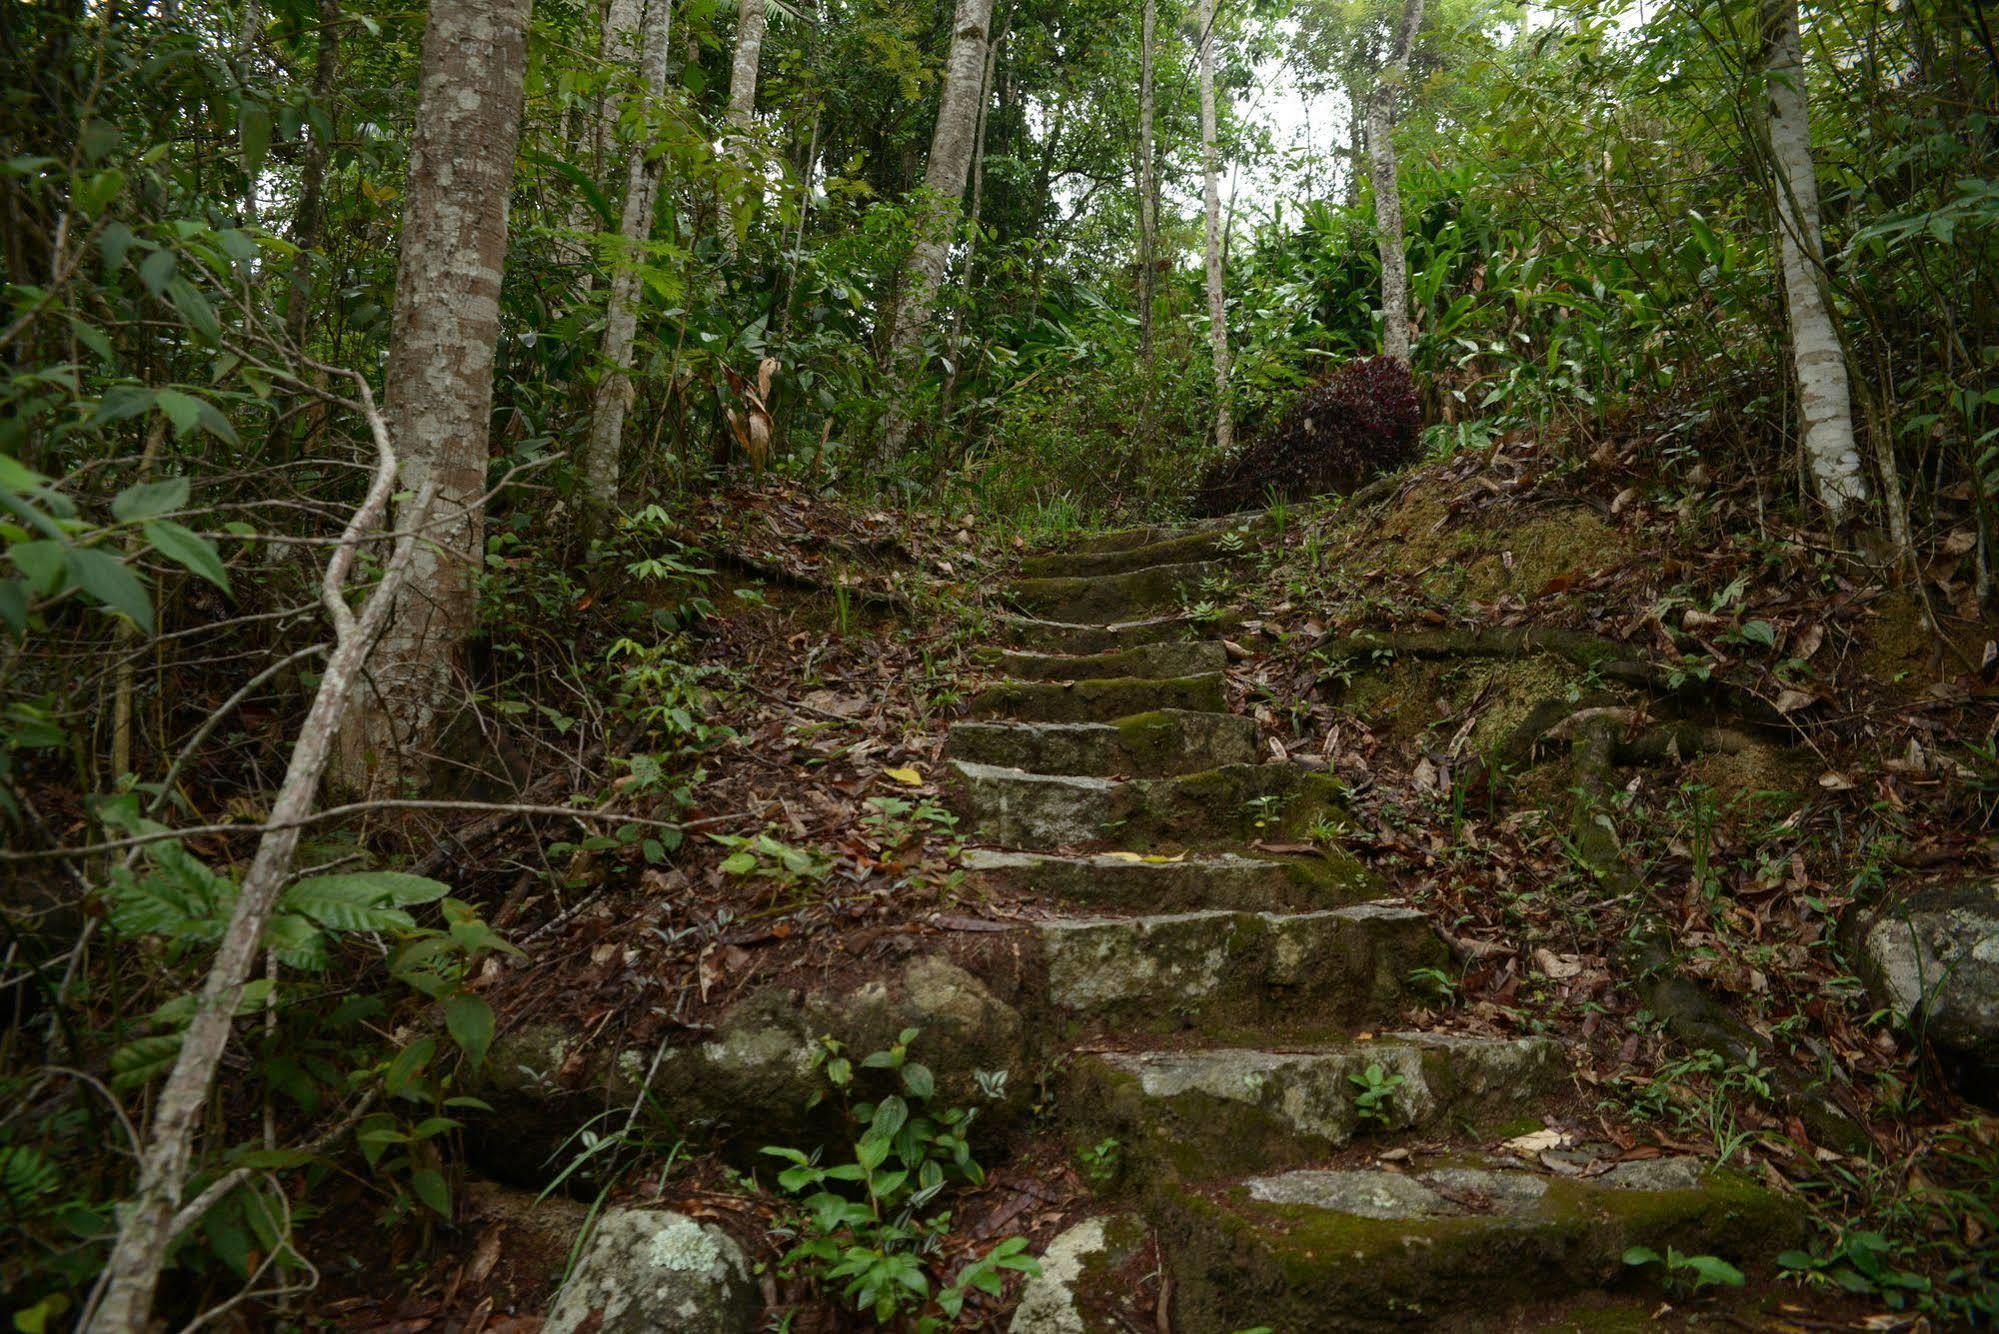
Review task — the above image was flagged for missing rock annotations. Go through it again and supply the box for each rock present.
[543,1209,757,1333]
[969,673,1228,724]
[1008,1215,1146,1333]
[946,710,1259,777]
[1008,560,1228,623]
[1851,880,1999,1101]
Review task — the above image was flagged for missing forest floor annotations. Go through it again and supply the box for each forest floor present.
[309,426,1999,1331]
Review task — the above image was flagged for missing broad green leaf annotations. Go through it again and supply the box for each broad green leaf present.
[64,547,152,631]
[111,1033,183,1089]
[408,1167,452,1218]
[385,1036,436,1098]
[93,383,154,425]
[153,388,203,437]
[143,520,230,592]
[138,247,176,296]
[0,578,26,635]
[239,99,272,175]
[112,477,189,522]
[9,540,64,593]
[445,994,495,1069]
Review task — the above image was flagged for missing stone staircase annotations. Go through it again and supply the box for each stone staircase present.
[955,521,1802,1332]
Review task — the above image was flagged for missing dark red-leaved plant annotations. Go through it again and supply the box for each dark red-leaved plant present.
[1193,357,1421,514]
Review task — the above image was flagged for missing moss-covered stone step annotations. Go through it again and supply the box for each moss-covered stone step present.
[1154,1161,1803,1332]
[966,847,1376,911]
[990,640,1226,682]
[1068,1034,1563,1179]
[1020,530,1238,579]
[1009,560,1227,624]
[1037,905,1443,1035]
[948,759,1351,850]
[1062,523,1201,555]
[945,710,1257,777]
[997,613,1207,656]
[969,673,1226,724]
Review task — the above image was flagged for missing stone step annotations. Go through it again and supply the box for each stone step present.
[945,711,1258,777]
[997,613,1207,656]
[990,639,1226,682]
[948,760,1349,851]
[965,848,1375,911]
[1068,1035,1563,1179]
[1008,560,1227,625]
[1063,523,1200,555]
[1153,1160,1803,1332]
[1038,904,1443,1037]
[968,673,1226,724]
[1020,530,1237,579]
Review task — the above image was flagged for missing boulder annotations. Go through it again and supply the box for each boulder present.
[1851,880,1999,1101]
[543,1208,757,1333]
[1008,1214,1147,1333]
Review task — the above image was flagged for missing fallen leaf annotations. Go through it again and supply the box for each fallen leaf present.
[883,766,924,786]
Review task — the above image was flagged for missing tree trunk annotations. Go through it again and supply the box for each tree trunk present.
[726,0,767,125]
[1199,0,1232,453]
[578,0,674,535]
[1368,0,1422,365]
[331,0,531,797]
[1762,0,1871,527]
[277,0,340,456]
[1137,0,1157,362]
[878,0,996,461]
[568,0,645,292]
[720,0,768,260]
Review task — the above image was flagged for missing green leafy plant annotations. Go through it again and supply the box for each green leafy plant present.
[1077,1136,1122,1187]
[1348,1063,1406,1128]
[1622,1245,1745,1296]
[762,1028,1037,1324]
[1778,1230,1933,1309]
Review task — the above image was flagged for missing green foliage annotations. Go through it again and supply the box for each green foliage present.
[1347,1062,1406,1128]
[763,1029,1037,1324]
[1622,1244,1747,1296]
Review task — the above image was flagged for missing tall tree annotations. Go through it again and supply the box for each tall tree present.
[331,0,532,795]
[878,0,996,460]
[578,0,675,535]
[726,0,768,126]
[567,0,645,294]
[1199,0,1232,453]
[720,0,769,260]
[1762,0,1871,527]
[1367,0,1422,363]
[1137,0,1159,362]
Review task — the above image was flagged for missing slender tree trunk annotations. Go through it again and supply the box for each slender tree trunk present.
[1137,0,1157,362]
[579,0,673,533]
[1367,0,1422,365]
[276,0,339,458]
[878,0,996,460]
[719,0,769,261]
[939,19,1001,423]
[331,0,532,796]
[1199,0,1232,453]
[568,0,645,292]
[1762,0,1873,528]
[726,0,767,125]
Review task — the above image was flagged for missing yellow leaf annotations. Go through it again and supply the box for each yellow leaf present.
[884,766,924,786]
[1101,851,1146,863]
[1141,853,1187,864]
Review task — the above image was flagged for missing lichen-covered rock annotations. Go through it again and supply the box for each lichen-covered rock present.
[947,711,1258,777]
[469,956,1027,1186]
[1008,561,1227,623]
[543,1209,757,1333]
[1851,881,1999,1101]
[992,641,1227,682]
[1008,1214,1148,1333]
[1036,905,1443,1035]
[965,848,1375,912]
[998,613,1206,656]
[1157,1163,1803,1331]
[950,760,1354,851]
[1069,1034,1562,1177]
[969,673,1227,724]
